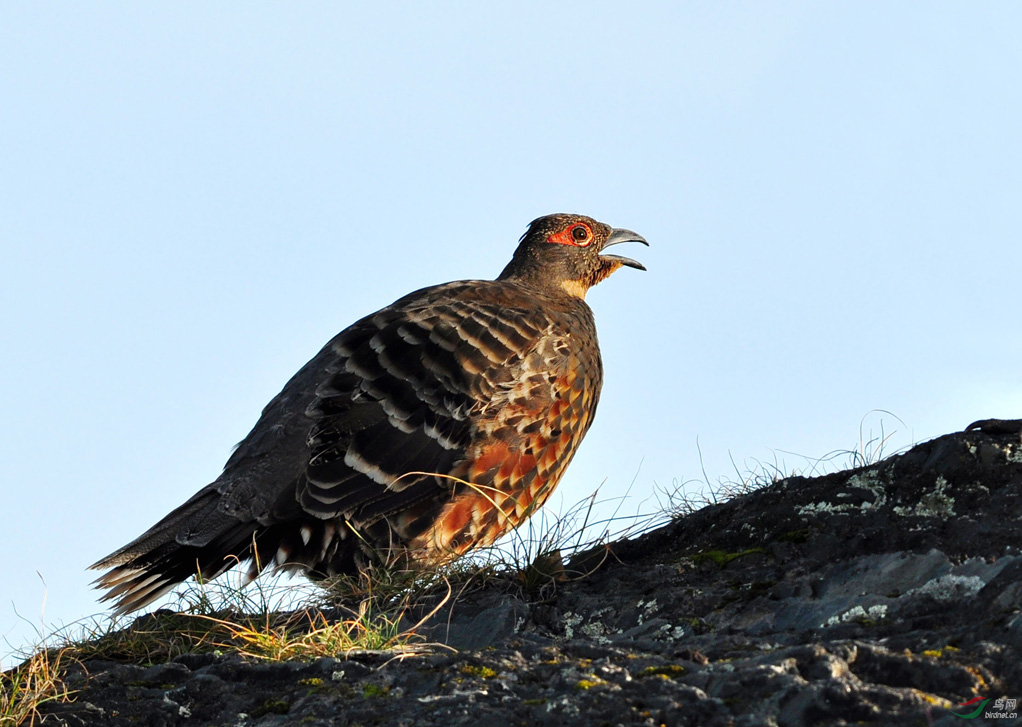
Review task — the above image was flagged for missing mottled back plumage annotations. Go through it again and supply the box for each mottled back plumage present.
[92,214,647,613]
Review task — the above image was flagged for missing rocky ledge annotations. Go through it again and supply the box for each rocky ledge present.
[42,423,1022,726]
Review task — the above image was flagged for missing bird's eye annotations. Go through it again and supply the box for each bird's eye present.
[571,225,590,244]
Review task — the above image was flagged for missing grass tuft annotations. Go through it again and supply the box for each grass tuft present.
[318,482,672,614]
[655,411,906,518]
[58,565,444,666]
[0,646,76,727]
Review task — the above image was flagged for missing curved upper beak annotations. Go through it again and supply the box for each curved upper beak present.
[600,228,649,271]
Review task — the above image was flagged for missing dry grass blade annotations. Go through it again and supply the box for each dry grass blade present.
[657,412,908,519]
[0,647,76,727]
[60,569,443,666]
[329,480,667,610]
[189,586,450,661]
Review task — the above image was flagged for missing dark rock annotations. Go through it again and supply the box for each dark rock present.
[35,426,1022,725]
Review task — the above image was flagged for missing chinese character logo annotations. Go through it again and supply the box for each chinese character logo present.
[951,697,990,719]
[951,696,1019,720]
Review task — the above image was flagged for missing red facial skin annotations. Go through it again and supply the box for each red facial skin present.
[546,222,593,247]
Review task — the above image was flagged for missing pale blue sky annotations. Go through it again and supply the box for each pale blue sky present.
[3,3,1021,666]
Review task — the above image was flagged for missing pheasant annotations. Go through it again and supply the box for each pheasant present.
[91,213,647,614]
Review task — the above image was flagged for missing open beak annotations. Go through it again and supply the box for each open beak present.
[600,227,648,271]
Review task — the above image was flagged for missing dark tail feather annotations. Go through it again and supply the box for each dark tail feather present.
[91,488,374,615]
[90,488,264,615]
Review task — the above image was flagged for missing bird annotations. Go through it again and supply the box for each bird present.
[91,213,648,614]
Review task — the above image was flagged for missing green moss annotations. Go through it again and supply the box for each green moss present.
[251,698,290,717]
[638,665,686,679]
[362,683,389,698]
[922,645,960,659]
[575,678,603,690]
[460,664,498,679]
[776,529,810,544]
[690,548,769,568]
[298,677,324,687]
[688,617,713,634]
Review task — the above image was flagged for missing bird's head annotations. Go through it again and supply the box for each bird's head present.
[498,213,648,298]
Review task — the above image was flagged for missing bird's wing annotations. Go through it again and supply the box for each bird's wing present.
[295,282,560,526]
